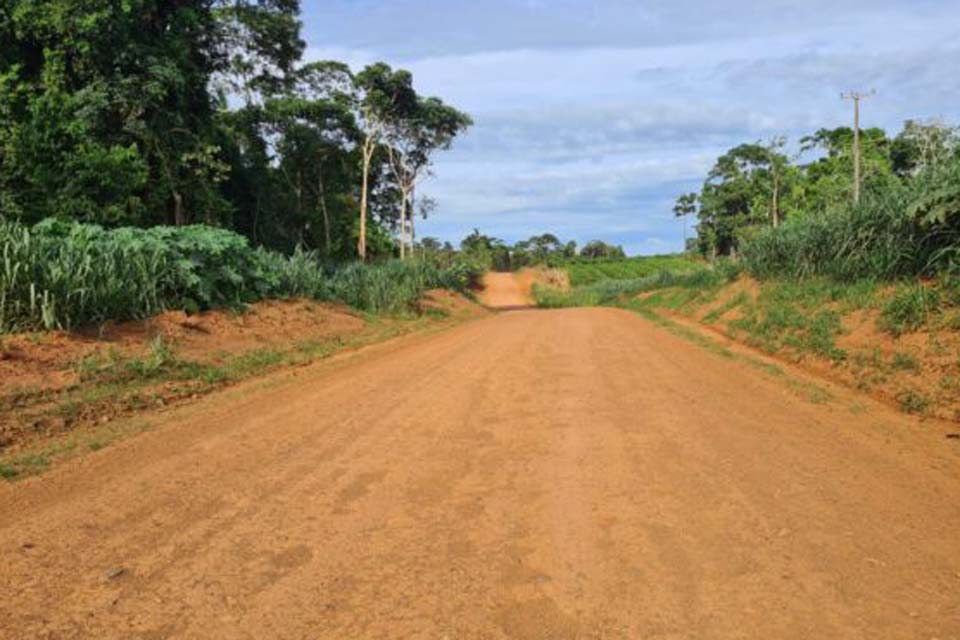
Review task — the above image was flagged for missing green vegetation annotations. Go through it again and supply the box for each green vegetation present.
[897,390,932,414]
[534,260,740,308]
[563,255,701,287]
[0,218,479,332]
[0,2,471,262]
[676,121,960,278]
[422,229,630,273]
[879,284,941,337]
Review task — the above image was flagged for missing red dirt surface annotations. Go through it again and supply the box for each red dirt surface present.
[0,300,366,398]
[681,277,960,422]
[478,269,567,309]
[1,307,959,637]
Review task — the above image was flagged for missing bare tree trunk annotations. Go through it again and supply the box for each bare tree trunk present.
[771,173,780,227]
[317,163,331,255]
[409,186,416,260]
[172,191,185,226]
[296,170,303,216]
[253,191,260,245]
[399,187,407,260]
[359,139,374,260]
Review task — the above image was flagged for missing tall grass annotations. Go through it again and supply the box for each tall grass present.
[328,260,474,314]
[742,165,960,280]
[0,219,478,332]
[535,261,741,308]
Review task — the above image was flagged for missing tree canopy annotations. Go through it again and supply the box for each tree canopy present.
[680,120,960,259]
[0,1,471,260]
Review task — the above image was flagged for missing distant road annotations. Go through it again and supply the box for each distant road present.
[2,306,959,638]
[478,271,536,308]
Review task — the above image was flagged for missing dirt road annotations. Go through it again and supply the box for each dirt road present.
[478,272,535,308]
[2,307,960,638]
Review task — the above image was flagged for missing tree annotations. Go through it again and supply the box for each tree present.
[352,63,417,260]
[0,4,472,264]
[0,0,303,227]
[580,240,625,259]
[673,192,698,246]
[693,140,795,257]
[891,119,960,177]
[260,61,358,253]
[797,127,892,214]
[384,96,472,259]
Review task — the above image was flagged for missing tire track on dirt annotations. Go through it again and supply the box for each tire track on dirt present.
[2,307,959,638]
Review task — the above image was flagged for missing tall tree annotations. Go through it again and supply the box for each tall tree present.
[0,0,303,226]
[385,96,472,258]
[352,63,417,260]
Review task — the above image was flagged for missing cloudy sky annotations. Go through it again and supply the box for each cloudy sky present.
[302,1,960,254]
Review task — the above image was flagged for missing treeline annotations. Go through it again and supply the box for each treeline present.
[0,1,470,260]
[678,120,960,279]
[417,229,626,272]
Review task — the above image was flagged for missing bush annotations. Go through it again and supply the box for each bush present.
[741,162,960,281]
[327,260,470,314]
[0,218,474,331]
[880,284,940,336]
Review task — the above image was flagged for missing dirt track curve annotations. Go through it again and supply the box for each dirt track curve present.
[2,302,960,637]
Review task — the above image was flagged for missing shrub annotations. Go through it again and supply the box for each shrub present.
[1,218,473,331]
[880,284,940,336]
[741,161,960,281]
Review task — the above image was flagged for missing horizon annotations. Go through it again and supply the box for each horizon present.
[302,0,960,255]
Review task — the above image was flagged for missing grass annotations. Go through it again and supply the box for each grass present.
[891,351,921,372]
[563,254,701,287]
[0,420,156,479]
[535,259,741,309]
[626,300,843,407]
[897,390,932,414]
[740,161,960,282]
[880,283,941,336]
[0,218,481,332]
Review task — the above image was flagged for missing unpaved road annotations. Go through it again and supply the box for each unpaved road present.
[478,272,535,308]
[2,307,960,639]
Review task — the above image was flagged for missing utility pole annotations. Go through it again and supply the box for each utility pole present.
[841,89,875,204]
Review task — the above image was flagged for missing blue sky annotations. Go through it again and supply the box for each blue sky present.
[301,1,960,255]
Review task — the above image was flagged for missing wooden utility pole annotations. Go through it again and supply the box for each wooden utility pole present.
[841,90,875,204]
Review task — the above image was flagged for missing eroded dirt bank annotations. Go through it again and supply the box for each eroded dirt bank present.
[1,307,959,638]
[0,290,482,460]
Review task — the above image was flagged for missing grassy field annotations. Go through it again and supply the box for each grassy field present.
[562,254,701,287]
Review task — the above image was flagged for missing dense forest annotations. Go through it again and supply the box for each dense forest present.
[0,0,471,260]
[678,120,960,279]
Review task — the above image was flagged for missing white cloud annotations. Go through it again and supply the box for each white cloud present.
[301,1,960,253]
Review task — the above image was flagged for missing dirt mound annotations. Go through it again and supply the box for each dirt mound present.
[0,300,365,398]
[419,289,487,318]
[694,276,761,323]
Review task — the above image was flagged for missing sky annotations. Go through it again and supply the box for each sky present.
[301,1,960,255]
